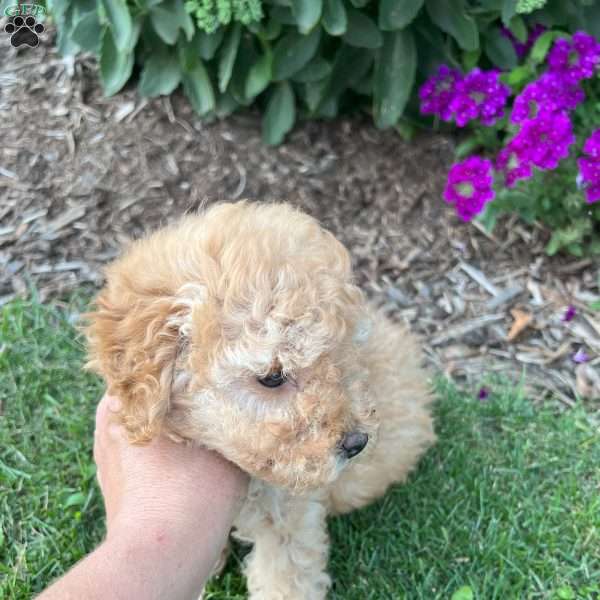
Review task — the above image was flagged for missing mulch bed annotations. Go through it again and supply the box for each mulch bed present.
[1,30,599,407]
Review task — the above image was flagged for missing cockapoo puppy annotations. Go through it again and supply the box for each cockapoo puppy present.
[86,201,435,599]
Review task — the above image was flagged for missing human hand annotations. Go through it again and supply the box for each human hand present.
[94,393,248,539]
[38,396,248,600]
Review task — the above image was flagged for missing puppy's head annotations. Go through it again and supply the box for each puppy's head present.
[86,201,377,491]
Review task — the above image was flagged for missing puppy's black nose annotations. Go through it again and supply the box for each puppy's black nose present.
[340,431,369,459]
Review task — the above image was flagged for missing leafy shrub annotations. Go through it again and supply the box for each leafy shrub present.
[185,0,263,34]
[42,0,600,146]
[428,26,600,257]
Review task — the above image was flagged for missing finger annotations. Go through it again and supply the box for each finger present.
[107,395,122,412]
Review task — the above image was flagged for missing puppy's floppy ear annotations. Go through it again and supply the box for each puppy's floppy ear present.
[85,272,201,443]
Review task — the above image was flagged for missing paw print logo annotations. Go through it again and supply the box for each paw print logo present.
[4,15,44,48]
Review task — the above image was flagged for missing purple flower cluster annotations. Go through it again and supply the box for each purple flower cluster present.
[419,66,510,127]
[452,69,511,127]
[443,156,495,222]
[548,32,600,84]
[419,65,461,122]
[425,29,600,221]
[497,112,575,186]
[578,129,600,204]
[510,73,584,123]
[498,31,599,187]
[501,24,546,59]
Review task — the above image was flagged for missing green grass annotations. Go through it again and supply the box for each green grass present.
[1,298,599,600]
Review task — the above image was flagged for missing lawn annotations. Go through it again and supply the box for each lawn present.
[1,298,598,600]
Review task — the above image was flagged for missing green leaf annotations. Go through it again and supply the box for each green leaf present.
[64,492,86,508]
[245,52,272,99]
[150,0,194,44]
[100,0,132,51]
[451,586,474,600]
[501,0,517,25]
[426,0,479,51]
[218,24,242,93]
[272,27,322,81]
[582,3,600,40]
[508,15,527,43]
[485,27,518,69]
[182,61,215,115]
[100,28,135,95]
[291,0,322,34]
[455,136,481,159]
[321,0,348,36]
[379,0,424,30]
[349,0,369,6]
[462,48,481,71]
[292,57,331,82]
[139,49,181,97]
[136,0,163,8]
[394,120,415,141]
[270,6,297,26]
[350,71,372,95]
[177,35,199,71]
[262,82,296,145]
[322,0,347,36]
[320,44,373,107]
[215,92,239,117]
[504,64,532,86]
[229,35,258,106]
[249,17,282,40]
[70,11,103,53]
[197,28,224,60]
[343,9,383,48]
[373,29,416,128]
[301,78,328,111]
[529,30,562,65]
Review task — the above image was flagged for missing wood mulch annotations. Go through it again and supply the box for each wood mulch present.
[1,31,599,408]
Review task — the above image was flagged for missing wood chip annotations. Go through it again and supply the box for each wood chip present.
[459,261,500,296]
[507,309,534,342]
[486,285,523,310]
[431,314,504,346]
[575,364,600,400]
[42,205,86,237]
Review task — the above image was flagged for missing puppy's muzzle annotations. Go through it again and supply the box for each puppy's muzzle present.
[339,431,369,459]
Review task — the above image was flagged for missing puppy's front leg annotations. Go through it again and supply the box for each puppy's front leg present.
[234,485,331,600]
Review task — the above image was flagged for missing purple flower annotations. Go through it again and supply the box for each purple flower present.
[477,386,490,401]
[419,65,463,121]
[548,31,600,84]
[448,68,511,127]
[501,23,546,59]
[496,144,534,187]
[444,156,495,221]
[572,348,590,364]
[511,73,584,124]
[419,67,510,128]
[496,112,574,186]
[578,129,600,204]
[562,305,576,322]
[508,111,575,172]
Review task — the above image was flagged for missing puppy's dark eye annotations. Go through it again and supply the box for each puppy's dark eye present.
[258,371,286,388]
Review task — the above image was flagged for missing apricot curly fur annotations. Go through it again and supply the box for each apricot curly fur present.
[85,201,435,599]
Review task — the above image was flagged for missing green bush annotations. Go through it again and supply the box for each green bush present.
[39,0,599,144]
